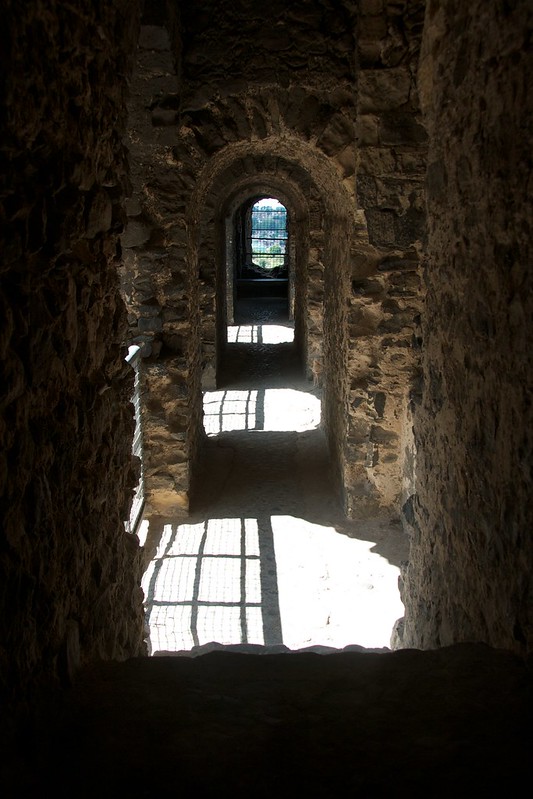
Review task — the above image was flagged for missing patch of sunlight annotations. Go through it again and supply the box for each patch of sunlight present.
[135,518,149,547]
[203,389,258,434]
[203,387,320,435]
[142,515,403,655]
[271,515,403,650]
[227,324,294,344]
[142,519,265,653]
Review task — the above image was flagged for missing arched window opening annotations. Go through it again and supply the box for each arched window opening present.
[235,197,289,303]
[250,198,288,275]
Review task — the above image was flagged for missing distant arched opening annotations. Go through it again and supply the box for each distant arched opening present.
[231,195,291,327]
[188,141,355,513]
[235,196,289,305]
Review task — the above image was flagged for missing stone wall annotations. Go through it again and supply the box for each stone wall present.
[122,0,359,513]
[119,20,190,516]
[347,0,427,515]
[2,1,530,713]
[401,0,533,654]
[121,0,427,518]
[0,0,146,708]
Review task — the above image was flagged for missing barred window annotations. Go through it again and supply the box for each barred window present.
[250,198,287,272]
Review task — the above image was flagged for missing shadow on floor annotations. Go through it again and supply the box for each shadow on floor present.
[12,644,532,798]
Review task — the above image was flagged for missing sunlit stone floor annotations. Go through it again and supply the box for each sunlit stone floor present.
[6,298,530,798]
[140,297,408,656]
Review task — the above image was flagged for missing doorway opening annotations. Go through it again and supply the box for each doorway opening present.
[226,195,294,356]
[217,191,300,389]
[235,197,289,306]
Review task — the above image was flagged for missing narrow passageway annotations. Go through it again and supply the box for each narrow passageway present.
[141,298,408,656]
[35,302,527,798]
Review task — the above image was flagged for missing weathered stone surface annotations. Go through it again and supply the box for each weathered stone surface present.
[1,0,146,710]
[3,3,531,750]
[121,0,428,522]
[400,0,533,655]
[351,2,427,515]
[123,2,368,515]
[358,68,412,112]
[8,645,531,796]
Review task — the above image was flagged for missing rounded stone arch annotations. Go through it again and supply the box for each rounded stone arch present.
[187,134,356,374]
[187,135,356,222]
[190,151,332,393]
[186,136,357,508]
[215,176,311,370]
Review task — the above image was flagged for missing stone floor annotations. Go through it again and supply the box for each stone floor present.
[141,424,406,652]
[141,295,408,654]
[4,297,530,797]
[8,644,532,797]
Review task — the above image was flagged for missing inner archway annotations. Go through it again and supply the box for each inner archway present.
[234,196,289,316]
[221,192,297,384]
[187,141,358,521]
[136,144,408,656]
[216,180,305,375]
[207,189,316,440]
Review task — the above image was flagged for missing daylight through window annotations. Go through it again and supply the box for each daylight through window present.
[250,198,287,271]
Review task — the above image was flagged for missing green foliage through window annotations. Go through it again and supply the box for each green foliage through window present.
[251,199,287,270]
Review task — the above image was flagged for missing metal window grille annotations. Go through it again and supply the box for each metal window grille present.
[250,201,287,271]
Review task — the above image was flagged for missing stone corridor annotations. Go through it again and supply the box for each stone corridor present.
[140,300,407,655]
[1,2,532,796]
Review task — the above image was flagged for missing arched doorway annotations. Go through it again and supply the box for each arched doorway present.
[234,196,289,312]
[187,143,355,515]
[224,192,296,336]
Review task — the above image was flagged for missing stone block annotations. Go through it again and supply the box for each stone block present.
[138,316,163,332]
[317,113,355,157]
[365,208,397,248]
[379,112,428,145]
[151,109,178,126]
[125,197,142,216]
[358,68,411,113]
[356,114,380,145]
[377,253,420,272]
[121,220,152,248]
[138,25,171,52]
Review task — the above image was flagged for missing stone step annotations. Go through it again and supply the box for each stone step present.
[12,643,532,798]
